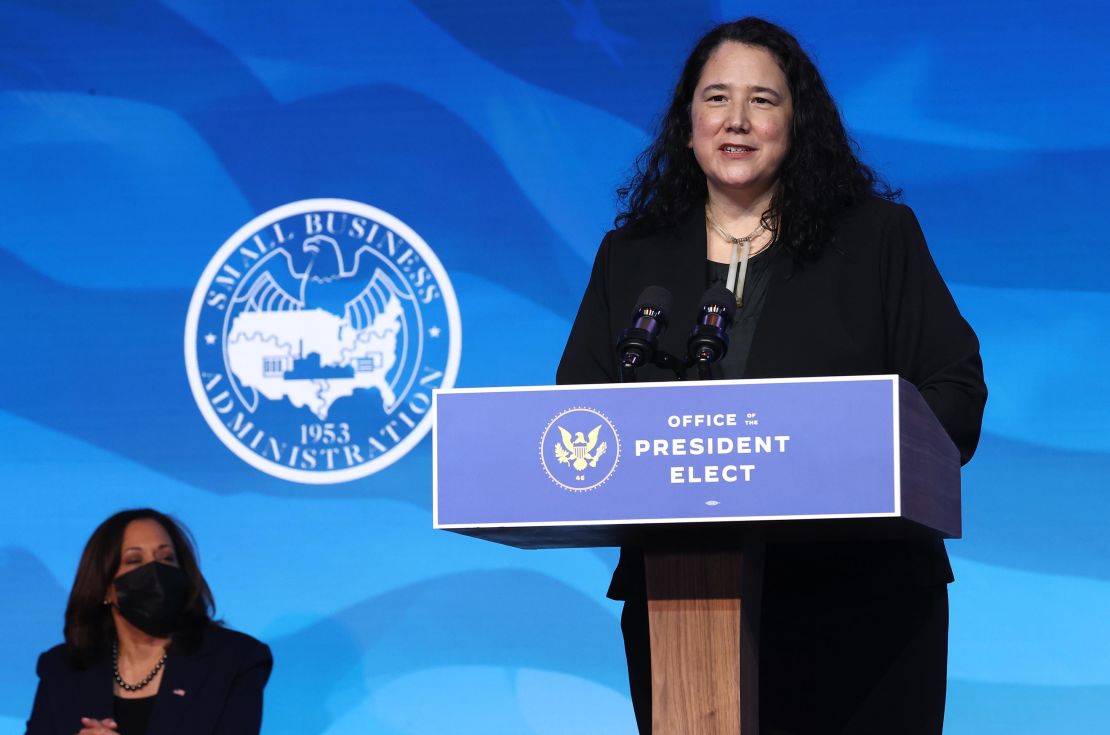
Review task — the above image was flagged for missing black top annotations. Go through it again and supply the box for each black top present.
[556,197,987,598]
[113,695,156,735]
[706,249,774,378]
[27,626,272,735]
[558,197,985,463]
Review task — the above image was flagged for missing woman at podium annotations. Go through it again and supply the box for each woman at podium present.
[25,509,272,735]
[557,16,986,735]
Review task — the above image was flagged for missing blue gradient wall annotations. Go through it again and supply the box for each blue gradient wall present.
[1,1,1107,732]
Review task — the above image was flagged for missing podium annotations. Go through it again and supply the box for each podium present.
[433,375,960,733]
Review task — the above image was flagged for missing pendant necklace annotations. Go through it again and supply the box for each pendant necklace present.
[706,208,766,307]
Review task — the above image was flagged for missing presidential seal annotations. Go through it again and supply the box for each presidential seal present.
[185,198,461,484]
[539,407,620,492]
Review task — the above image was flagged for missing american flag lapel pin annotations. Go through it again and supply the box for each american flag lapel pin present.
[173,688,186,697]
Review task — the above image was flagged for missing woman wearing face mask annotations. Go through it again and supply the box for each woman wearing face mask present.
[25,509,272,735]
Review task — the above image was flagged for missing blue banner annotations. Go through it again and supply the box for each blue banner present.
[2,1,1108,733]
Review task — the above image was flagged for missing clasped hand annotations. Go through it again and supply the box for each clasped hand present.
[78,716,118,734]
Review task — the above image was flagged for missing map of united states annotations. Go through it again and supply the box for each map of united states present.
[226,299,402,419]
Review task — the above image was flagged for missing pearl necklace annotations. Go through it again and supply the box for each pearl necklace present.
[113,641,168,692]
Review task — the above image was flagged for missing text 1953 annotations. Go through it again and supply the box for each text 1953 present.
[301,422,351,445]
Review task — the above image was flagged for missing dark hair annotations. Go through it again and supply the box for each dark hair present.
[64,509,216,667]
[616,17,897,258]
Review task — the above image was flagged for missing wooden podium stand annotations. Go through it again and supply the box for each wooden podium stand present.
[433,376,960,734]
[645,548,763,734]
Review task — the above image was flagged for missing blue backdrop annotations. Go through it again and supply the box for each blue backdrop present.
[2,1,1108,732]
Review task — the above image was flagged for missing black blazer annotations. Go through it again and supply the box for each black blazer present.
[556,198,987,595]
[26,626,272,735]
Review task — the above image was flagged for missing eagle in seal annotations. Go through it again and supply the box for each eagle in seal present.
[554,424,608,471]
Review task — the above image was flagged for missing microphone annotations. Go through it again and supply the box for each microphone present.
[687,285,736,366]
[616,286,673,370]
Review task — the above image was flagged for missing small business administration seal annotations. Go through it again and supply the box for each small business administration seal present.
[185,198,461,484]
[540,407,620,492]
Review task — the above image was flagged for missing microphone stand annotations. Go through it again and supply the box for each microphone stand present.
[693,356,713,381]
[686,336,724,381]
[619,349,687,383]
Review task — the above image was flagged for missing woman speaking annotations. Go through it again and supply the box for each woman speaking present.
[557,17,987,735]
[25,509,271,735]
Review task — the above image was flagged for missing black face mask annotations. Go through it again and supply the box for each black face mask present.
[112,562,188,638]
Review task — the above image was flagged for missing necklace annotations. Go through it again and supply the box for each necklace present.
[705,209,765,248]
[705,208,770,307]
[113,641,168,692]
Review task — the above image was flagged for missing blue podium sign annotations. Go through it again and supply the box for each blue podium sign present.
[433,375,959,547]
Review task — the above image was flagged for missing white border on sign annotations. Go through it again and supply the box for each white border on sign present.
[432,374,901,527]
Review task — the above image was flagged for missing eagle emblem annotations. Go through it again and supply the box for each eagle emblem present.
[554,424,608,471]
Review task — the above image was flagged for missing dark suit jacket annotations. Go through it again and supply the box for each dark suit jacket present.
[556,197,987,596]
[26,626,272,735]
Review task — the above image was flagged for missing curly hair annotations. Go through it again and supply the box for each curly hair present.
[616,17,897,258]
[64,508,217,667]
